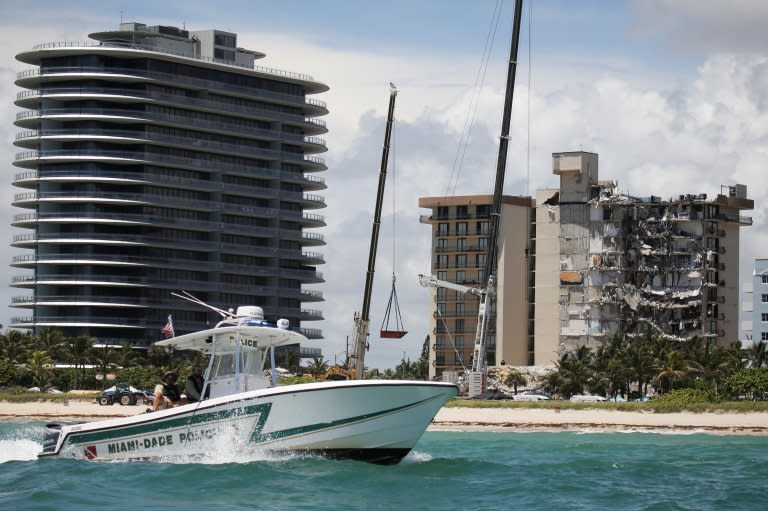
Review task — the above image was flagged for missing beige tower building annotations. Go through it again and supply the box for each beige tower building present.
[418,195,534,379]
[420,151,752,379]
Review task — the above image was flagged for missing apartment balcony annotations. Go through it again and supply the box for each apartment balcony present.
[433,244,486,253]
[15,110,326,145]
[14,127,327,155]
[15,62,328,113]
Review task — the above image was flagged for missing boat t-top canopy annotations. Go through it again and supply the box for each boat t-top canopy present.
[154,325,307,355]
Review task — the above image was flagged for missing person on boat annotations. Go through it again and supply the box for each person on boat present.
[153,371,182,411]
[184,367,209,403]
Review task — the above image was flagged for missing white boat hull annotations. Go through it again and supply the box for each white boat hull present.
[40,380,458,464]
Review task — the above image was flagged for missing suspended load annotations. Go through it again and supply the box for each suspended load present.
[380,274,407,339]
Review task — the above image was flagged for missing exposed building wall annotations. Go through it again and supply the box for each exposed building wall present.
[533,189,560,365]
[496,201,533,365]
[550,151,753,350]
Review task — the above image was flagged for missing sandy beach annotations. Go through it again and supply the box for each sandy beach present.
[431,407,768,434]
[2,399,768,435]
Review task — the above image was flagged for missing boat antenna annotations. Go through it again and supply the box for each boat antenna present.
[171,291,232,319]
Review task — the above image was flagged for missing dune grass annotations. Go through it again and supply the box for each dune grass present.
[445,398,768,413]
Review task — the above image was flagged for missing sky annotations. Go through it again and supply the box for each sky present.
[0,0,766,370]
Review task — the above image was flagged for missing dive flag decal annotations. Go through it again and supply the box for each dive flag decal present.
[84,445,97,460]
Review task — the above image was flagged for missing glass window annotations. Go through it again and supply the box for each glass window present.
[479,237,489,249]
[479,221,490,234]
[438,255,449,268]
[437,303,446,314]
[456,303,465,314]
[436,335,446,347]
[457,238,466,251]
[762,275,768,284]
[763,313,768,322]
[763,332,768,341]
[762,294,768,303]
[457,222,468,235]
[438,223,449,236]
[455,336,464,348]
[457,254,467,268]
[456,270,465,282]
[437,238,448,250]
[437,271,447,280]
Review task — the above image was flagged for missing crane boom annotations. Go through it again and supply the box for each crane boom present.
[418,274,484,298]
[348,85,398,379]
[421,0,524,398]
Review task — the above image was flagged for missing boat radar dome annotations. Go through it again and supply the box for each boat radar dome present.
[235,306,264,319]
[277,318,290,329]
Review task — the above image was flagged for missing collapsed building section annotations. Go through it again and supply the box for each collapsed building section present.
[551,152,752,354]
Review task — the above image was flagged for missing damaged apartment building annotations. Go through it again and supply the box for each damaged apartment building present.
[538,152,753,356]
[421,151,753,379]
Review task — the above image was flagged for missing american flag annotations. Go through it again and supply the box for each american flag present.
[161,315,175,338]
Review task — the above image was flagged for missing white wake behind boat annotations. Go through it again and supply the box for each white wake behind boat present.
[39,307,458,464]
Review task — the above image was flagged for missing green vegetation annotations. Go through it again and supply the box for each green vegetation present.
[445,395,768,414]
[0,328,207,392]
[539,328,768,403]
[0,328,431,393]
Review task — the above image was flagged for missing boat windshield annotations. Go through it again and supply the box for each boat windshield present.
[206,340,271,397]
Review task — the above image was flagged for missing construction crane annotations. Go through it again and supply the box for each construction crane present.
[420,0,524,397]
[348,84,398,379]
[418,274,495,395]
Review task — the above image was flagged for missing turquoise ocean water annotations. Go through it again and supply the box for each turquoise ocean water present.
[1,421,766,510]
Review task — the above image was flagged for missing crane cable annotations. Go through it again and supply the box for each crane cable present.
[444,0,504,197]
[381,112,407,337]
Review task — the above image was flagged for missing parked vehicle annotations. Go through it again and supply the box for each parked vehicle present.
[513,391,551,401]
[569,394,607,402]
[98,384,152,406]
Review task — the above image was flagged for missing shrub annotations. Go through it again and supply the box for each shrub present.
[651,388,718,412]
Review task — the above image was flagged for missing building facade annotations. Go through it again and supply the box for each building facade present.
[418,195,534,379]
[546,152,752,354]
[420,152,752,377]
[11,22,328,346]
[747,259,768,343]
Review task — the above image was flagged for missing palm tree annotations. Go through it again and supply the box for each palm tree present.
[34,328,65,356]
[117,344,143,368]
[556,351,591,398]
[747,341,768,369]
[0,330,34,365]
[306,357,329,377]
[504,370,527,394]
[65,336,95,390]
[25,350,54,387]
[685,337,731,393]
[654,350,688,394]
[625,342,655,396]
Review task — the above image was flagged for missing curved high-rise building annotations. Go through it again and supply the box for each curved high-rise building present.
[11,22,327,346]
